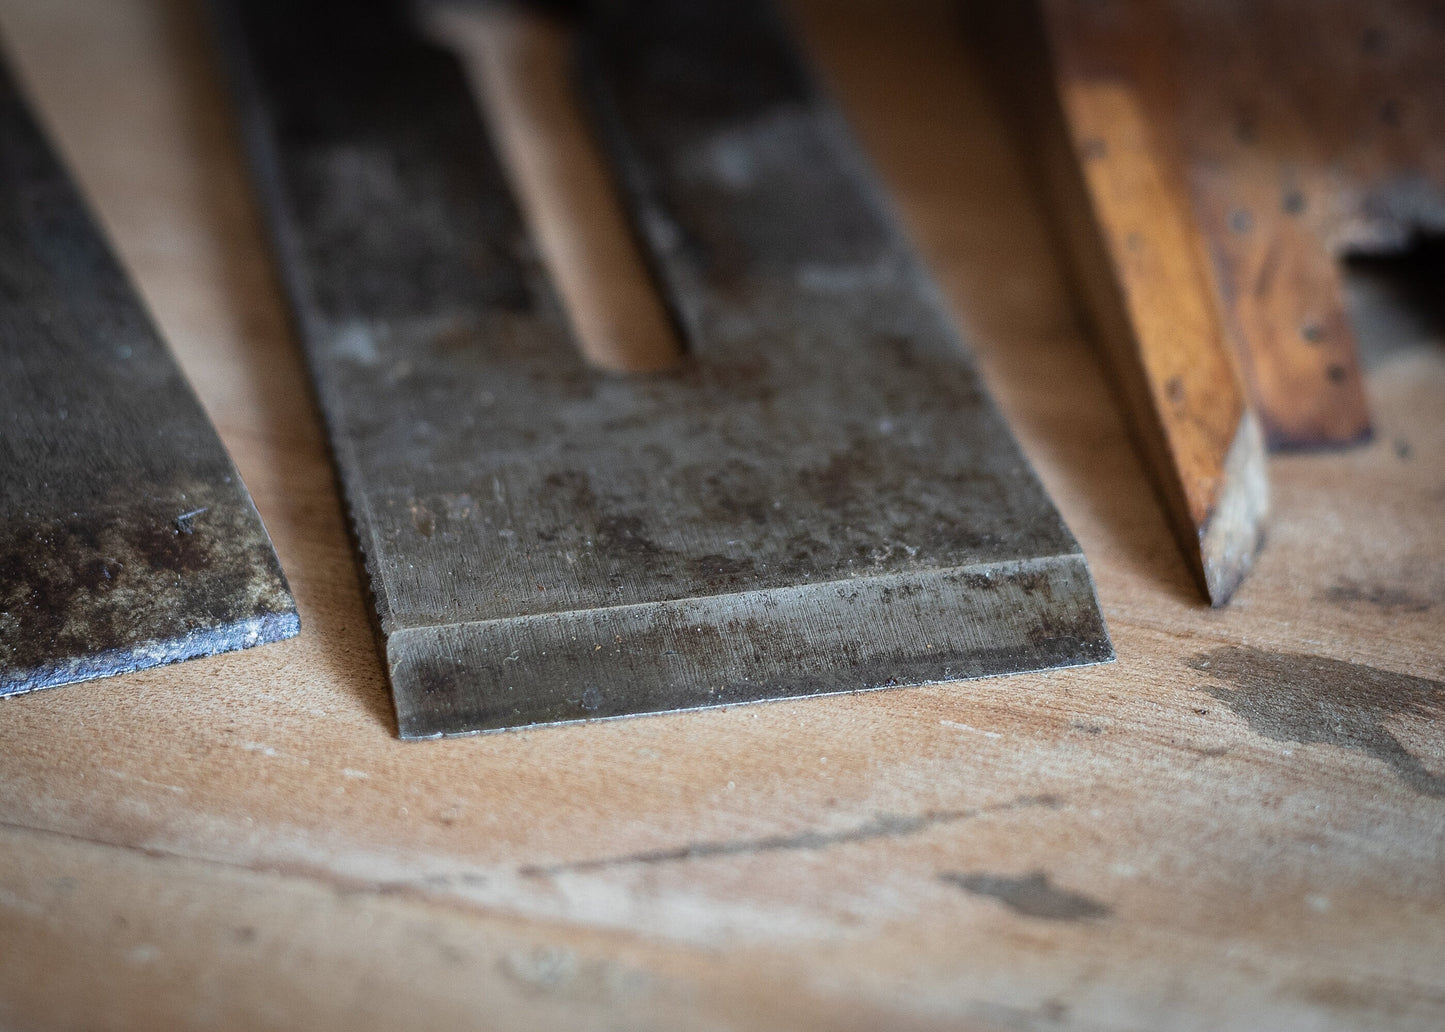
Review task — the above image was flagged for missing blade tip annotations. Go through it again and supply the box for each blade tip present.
[1199,412,1270,606]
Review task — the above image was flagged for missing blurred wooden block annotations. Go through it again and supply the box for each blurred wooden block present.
[998,0,1269,605]
[1174,0,1445,449]
[1040,0,1445,450]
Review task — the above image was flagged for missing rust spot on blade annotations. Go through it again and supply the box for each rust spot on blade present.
[1,487,297,694]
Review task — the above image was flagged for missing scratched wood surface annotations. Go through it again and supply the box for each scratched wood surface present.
[0,2,1441,1030]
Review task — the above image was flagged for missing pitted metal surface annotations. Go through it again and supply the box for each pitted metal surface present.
[219,0,1110,737]
[0,53,297,696]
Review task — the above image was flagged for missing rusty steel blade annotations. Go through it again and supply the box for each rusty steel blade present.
[0,51,297,697]
[216,0,1111,738]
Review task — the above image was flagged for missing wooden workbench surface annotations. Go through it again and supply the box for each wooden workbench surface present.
[0,2,1440,1029]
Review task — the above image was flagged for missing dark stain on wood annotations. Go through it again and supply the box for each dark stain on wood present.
[940,870,1112,921]
[1323,581,1434,613]
[1290,974,1445,1016]
[1187,646,1445,797]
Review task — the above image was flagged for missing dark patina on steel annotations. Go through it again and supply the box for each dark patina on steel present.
[0,53,297,697]
[217,0,1111,738]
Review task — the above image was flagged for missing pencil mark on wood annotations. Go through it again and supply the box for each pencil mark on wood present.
[1187,646,1445,797]
[940,870,1112,921]
[520,794,1062,876]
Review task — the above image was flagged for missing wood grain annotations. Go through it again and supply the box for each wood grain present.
[0,1,1441,1030]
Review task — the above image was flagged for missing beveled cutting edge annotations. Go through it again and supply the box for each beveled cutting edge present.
[0,49,298,696]
[216,0,1111,738]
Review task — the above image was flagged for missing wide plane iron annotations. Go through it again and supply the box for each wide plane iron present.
[0,50,297,696]
[216,0,1111,738]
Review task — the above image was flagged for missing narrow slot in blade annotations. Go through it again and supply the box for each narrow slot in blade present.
[216,0,1111,738]
[0,51,298,696]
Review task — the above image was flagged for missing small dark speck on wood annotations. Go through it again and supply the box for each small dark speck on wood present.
[941,870,1112,921]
